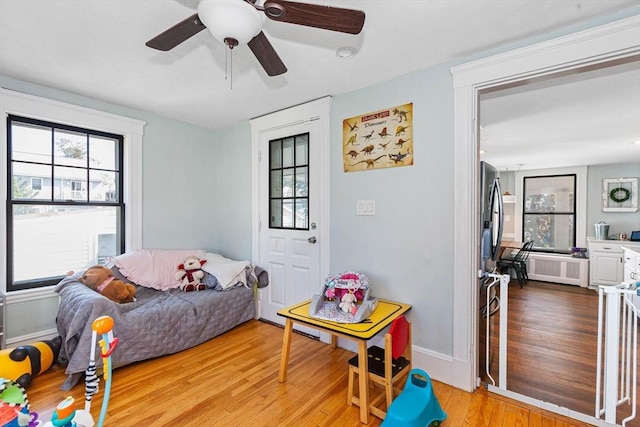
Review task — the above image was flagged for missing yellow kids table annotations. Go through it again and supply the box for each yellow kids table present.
[277,299,411,424]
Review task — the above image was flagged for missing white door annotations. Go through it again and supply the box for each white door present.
[250,98,330,335]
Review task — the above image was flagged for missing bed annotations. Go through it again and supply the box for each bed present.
[54,249,268,390]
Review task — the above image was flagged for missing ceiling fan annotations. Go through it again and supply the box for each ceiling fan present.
[146,0,365,76]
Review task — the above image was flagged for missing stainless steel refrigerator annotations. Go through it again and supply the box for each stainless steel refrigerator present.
[479,161,504,383]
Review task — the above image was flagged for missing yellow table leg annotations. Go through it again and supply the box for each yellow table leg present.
[279,318,293,383]
[331,334,337,349]
[358,339,370,424]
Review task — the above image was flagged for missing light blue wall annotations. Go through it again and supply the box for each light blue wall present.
[209,122,254,261]
[587,163,640,237]
[331,64,456,353]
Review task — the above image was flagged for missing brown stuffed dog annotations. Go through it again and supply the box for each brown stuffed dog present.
[79,265,137,303]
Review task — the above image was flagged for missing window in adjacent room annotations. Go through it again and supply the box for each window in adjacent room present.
[268,132,309,230]
[7,114,125,291]
[522,174,576,254]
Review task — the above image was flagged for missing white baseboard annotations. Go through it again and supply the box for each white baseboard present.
[328,336,457,389]
[6,329,59,348]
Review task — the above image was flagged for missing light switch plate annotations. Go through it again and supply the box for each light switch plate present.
[357,200,375,216]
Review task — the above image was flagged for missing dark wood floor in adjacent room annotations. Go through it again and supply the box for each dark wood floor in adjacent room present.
[24,318,595,426]
[483,280,639,427]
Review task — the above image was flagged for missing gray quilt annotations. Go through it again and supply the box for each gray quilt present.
[54,274,257,390]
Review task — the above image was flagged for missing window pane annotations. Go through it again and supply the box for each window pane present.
[89,136,117,170]
[524,175,574,213]
[282,137,294,168]
[270,199,282,228]
[295,166,308,197]
[90,170,117,202]
[54,129,87,167]
[270,139,282,169]
[524,214,574,253]
[11,121,52,162]
[54,166,87,201]
[295,134,308,165]
[12,205,121,282]
[12,163,50,200]
[282,199,294,228]
[282,169,294,197]
[295,199,308,229]
[270,170,282,198]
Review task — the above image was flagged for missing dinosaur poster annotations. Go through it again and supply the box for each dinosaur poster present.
[342,103,413,172]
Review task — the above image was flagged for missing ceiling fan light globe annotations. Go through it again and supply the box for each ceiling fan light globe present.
[197,0,264,45]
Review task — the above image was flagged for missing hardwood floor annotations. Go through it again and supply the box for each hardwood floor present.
[24,319,592,426]
[482,280,639,427]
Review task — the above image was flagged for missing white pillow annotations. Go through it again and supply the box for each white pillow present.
[201,253,250,290]
[114,249,204,290]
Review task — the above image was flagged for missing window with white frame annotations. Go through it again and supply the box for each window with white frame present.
[1,89,144,293]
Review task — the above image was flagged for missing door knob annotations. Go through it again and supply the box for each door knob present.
[308,236,317,244]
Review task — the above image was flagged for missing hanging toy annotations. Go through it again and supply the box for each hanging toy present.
[43,316,118,427]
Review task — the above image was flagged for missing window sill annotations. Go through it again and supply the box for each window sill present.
[6,285,57,304]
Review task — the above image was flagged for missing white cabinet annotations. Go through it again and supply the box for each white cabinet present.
[588,240,640,287]
[623,247,640,311]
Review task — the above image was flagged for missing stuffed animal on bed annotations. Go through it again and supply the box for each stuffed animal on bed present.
[176,255,208,292]
[79,265,137,303]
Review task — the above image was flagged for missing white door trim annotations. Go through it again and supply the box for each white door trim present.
[450,15,640,392]
[250,97,332,318]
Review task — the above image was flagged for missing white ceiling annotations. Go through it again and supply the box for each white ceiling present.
[1,0,639,170]
[480,59,640,171]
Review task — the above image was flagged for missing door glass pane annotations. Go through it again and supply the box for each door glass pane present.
[282,199,294,228]
[270,140,282,169]
[282,169,294,197]
[295,166,308,197]
[270,200,282,228]
[270,170,282,198]
[295,134,308,165]
[295,199,308,229]
[54,129,87,167]
[282,137,294,168]
[11,122,52,162]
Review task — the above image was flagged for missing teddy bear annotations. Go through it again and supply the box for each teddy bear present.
[79,265,137,303]
[339,291,358,315]
[176,255,208,292]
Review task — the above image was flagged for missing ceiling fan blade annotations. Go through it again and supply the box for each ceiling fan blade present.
[262,1,365,34]
[145,13,207,51]
[248,31,287,76]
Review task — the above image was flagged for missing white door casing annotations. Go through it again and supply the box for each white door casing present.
[450,11,639,418]
[251,97,331,332]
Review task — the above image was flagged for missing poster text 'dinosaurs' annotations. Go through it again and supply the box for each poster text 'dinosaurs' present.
[342,103,413,172]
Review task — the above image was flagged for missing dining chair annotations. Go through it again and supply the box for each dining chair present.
[497,240,534,287]
[347,315,412,419]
